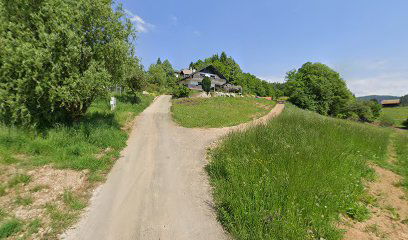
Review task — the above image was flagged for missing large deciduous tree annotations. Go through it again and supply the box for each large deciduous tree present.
[285,62,353,116]
[0,0,136,129]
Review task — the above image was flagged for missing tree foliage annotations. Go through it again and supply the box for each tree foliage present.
[400,94,408,106]
[146,58,177,92]
[202,77,212,94]
[284,62,384,122]
[189,52,276,97]
[0,0,137,129]
[172,85,190,98]
[285,62,354,116]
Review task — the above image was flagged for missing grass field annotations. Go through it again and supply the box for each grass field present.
[0,94,153,239]
[207,106,391,240]
[171,97,276,128]
[380,106,408,128]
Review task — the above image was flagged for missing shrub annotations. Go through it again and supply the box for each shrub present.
[172,85,191,98]
[202,77,212,94]
[379,115,395,127]
[0,0,136,129]
[403,118,408,129]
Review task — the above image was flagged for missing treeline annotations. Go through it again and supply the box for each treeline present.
[189,52,277,97]
[0,0,145,129]
[283,62,382,122]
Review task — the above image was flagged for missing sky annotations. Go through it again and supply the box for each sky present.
[120,0,408,97]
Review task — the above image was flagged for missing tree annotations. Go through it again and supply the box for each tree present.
[400,94,408,106]
[285,62,354,116]
[202,77,212,94]
[125,57,146,95]
[157,58,162,65]
[0,0,136,129]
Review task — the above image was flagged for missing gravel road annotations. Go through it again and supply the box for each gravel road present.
[63,95,284,240]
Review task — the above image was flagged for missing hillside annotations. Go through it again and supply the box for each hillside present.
[357,95,400,102]
[207,105,392,240]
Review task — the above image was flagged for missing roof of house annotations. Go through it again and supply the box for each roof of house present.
[180,69,193,75]
[381,99,401,105]
[182,65,227,80]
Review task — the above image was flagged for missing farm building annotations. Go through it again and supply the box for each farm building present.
[381,99,401,107]
[179,65,242,93]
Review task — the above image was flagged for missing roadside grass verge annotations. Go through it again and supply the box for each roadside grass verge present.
[391,132,408,189]
[0,94,154,178]
[207,106,391,240]
[380,106,408,128]
[171,97,276,128]
[0,93,153,239]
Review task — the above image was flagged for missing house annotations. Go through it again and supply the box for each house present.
[381,99,401,107]
[179,65,227,91]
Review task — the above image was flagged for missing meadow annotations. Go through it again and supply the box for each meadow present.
[380,106,408,128]
[171,97,276,128]
[207,106,391,240]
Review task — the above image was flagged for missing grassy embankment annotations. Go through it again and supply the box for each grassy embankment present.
[380,106,408,128]
[0,94,153,239]
[207,106,391,240]
[171,97,276,128]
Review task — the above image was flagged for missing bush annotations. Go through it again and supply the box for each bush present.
[379,115,395,127]
[202,77,212,94]
[403,118,408,129]
[172,85,191,98]
[0,0,135,129]
[347,101,375,122]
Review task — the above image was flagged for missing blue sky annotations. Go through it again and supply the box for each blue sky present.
[120,0,408,96]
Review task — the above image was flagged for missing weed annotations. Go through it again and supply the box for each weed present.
[15,196,33,206]
[63,190,86,210]
[27,219,41,235]
[0,185,5,197]
[30,185,48,193]
[8,174,31,188]
[384,205,400,220]
[364,224,383,237]
[0,218,22,239]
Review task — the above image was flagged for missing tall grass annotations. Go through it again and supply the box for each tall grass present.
[207,106,391,240]
[0,94,153,179]
[393,132,408,189]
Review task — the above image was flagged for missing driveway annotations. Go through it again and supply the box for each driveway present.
[63,95,284,240]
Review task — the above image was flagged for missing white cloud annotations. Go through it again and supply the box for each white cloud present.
[346,74,407,97]
[125,9,155,33]
[333,59,408,96]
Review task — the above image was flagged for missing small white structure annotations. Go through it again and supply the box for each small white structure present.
[110,97,117,111]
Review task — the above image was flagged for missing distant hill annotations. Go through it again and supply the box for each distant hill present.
[357,95,400,102]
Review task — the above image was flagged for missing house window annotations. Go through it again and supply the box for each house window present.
[200,74,205,77]
[198,82,202,86]
[211,75,216,79]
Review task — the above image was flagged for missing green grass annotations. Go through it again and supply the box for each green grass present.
[171,97,276,128]
[392,132,408,189]
[207,106,391,240]
[0,94,154,178]
[0,219,22,239]
[380,106,408,128]
[8,174,31,188]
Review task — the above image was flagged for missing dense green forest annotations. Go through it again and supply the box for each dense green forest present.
[189,52,278,97]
